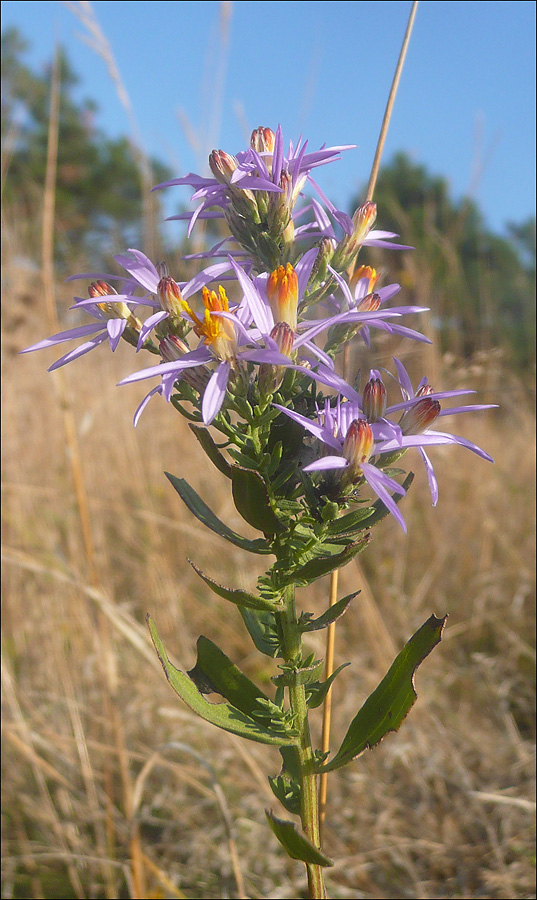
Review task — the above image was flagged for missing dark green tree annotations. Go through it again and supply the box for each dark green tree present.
[351,152,536,366]
[1,27,173,267]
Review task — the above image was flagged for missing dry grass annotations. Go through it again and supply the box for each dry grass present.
[1,253,535,899]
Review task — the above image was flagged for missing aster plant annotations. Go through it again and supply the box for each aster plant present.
[22,123,496,898]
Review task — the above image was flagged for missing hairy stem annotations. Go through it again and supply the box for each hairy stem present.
[279,584,326,899]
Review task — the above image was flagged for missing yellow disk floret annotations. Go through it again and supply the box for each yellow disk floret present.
[180,285,237,363]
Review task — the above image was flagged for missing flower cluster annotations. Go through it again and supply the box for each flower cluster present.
[22,125,495,532]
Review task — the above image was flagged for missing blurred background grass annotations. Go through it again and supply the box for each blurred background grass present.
[1,6,535,899]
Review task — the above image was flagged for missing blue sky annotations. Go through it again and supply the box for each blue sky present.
[2,0,535,239]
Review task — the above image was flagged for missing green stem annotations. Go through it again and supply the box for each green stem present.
[279,584,326,899]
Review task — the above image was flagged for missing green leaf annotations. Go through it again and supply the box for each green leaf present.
[283,534,370,586]
[188,560,282,612]
[165,473,271,554]
[231,465,286,534]
[319,614,448,772]
[240,608,281,658]
[188,425,232,478]
[300,591,359,632]
[325,506,375,536]
[188,635,272,720]
[268,746,302,816]
[147,616,296,747]
[265,811,334,867]
[306,663,350,709]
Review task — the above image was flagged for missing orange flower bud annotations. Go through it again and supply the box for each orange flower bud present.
[266,264,299,330]
[342,419,374,478]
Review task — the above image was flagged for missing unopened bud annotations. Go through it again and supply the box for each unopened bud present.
[266,264,299,330]
[158,275,184,317]
[351,201,377,243]
[363,376,387,422]
[159,336,211,394]
[355,292,381,313]
[415,382,434,398]
[88,280,135,325]
[159,334,190,362]
[250,127,275,154]
[350,265,380,293]
[399,397,440,434]
[258,322,295,397]
[342,419,374,480]
[88,280,117,299]
[209,149,239,185]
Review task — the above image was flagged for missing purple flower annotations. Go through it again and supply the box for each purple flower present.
[19,279,148,370]
[273,397,409,531]
[377,357,497,504]
[227,252,415,385]
[154,125,355,240]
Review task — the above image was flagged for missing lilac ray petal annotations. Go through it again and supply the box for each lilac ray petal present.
[295,247,320,298]
[69,294,152,310]
[202,362,230,425]
[300,339,335,369]
[371,321,432,344]
[393,357,414,397]
[20,322,106,353]
[133,385,162,427]
[423,430,494,462]
[65,271,122,283]
[107,318,127,350]
[272,124,284,183]
[304,456,349,473]
[212,310,256,344]
[167,210,225,222]
[230,173,283,192]
[309,196,333,232]
[361,463,407,532]
[363,237,414,251]
[328,266,357,308]
[112,251,158,293]
[137,310,170,348]
[294,308,400,347]
[293,363,361,402]
[187,202,209,237]
[437,404,498,416]
[419,448,439,506]
[118,347,212,385]
[386,390,476,414]
[152,174,216,191]
[48,332,109,370]
[376,284,402,302]
[229,258,273,334]
[272,404,342,450]
[182,260,234,299]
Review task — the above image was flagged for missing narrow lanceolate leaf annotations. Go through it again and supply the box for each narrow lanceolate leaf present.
[165,473,271,554]
[325,506,375,536]
[319,614,448,772]
[188,424,232,478]
[283,534,370,586]
[188,560,283,612]
[305,664,350,709]
[147,616,296,747]
[300,591,359,632]
[265,811,334,867]
[231,465,286,535]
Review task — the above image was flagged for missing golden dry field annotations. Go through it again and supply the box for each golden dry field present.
[2,246,535,899]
